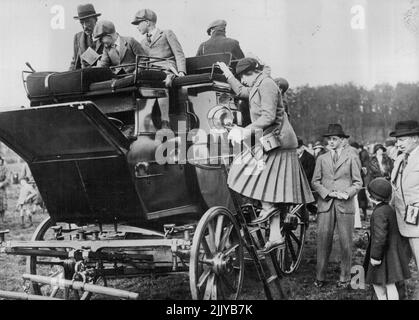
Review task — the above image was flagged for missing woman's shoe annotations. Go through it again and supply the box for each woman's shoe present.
[249,208,278,225]
[260,239,285,254]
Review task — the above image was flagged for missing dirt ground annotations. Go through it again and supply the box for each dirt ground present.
[1,184,418,300]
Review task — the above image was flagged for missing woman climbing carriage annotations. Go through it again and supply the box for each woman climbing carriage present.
[217,58,315,254]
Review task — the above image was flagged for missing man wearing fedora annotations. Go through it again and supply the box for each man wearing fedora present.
[390,120,419,299]
[312,124,362,288]
[70,4,104,70]
[196,19,244,60]
[94,20,146,74]
[131,8,186,130]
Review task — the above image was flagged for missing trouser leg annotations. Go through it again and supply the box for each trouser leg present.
[316,207,336,281]
[157,97,170,124]
[336,212,354,282]
[408,238,419,300]
[372,284,387,300]
[353,195,362,228]
[386,283,399,300]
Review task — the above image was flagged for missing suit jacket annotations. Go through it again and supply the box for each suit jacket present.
[141,29,186,74]
[227,73,298,149]
[391,147,419,237]
[70,31,103,70]
[98,36,146,74]
[312,147,363,214]
[196,30,244,60]
[300,150,315,183]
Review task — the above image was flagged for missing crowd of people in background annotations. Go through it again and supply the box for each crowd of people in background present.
[0,161,43,229]
[300,120,419,300]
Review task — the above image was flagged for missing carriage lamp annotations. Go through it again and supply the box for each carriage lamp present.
[207,105,234,133]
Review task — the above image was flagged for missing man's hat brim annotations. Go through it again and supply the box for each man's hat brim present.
[323,133,350,138]
[131,19,146,25]
[74,13,101,20]
[389,128,419,138]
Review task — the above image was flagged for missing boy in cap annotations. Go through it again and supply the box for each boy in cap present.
[94,20,146,74]
[196,19,244,60]
[364,178,411,300]
[70,3,104,70]
[132,9,186,129]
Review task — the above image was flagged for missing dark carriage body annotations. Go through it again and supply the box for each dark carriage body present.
[1,53,249,226]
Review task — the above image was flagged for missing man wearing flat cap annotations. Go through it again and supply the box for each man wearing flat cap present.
[70,4,104,70]
[94,20,146,74]
[196,19,244,60]
[311,124,362,288]
[132,8,186,129]
[390,120,419,299]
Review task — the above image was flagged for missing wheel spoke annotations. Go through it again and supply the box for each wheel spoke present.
[218,224,233,251]
[286,235,297,262]
[211,276,218,300]
[207,222,216,254]
[214,215,225,250]
[197,269,212,291]
[288,230,302,248]
[203,273,215,300]
[223,243,239,257]
[201,237,213,258]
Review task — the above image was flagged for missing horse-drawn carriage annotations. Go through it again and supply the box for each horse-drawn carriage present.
[0,53,309,300]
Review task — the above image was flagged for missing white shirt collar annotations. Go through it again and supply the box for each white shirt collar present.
[408,145,419,158]
[147,27,158,40]
[114,35,122,50]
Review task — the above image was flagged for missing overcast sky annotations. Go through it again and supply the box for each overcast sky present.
[1,0,419,107]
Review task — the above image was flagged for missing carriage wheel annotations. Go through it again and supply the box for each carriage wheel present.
[27,217,92,300]
[277,205,307,275]
[190,207,244,300]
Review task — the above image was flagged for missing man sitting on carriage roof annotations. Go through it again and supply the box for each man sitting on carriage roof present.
[94,20,146,74]
[131,9,186,130]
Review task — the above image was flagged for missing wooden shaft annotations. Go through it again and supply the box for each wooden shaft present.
[22,274,139,300]
[0,290,61,300]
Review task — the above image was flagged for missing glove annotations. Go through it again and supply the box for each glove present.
[216,62,233,79]
[370,258,382,266]
[228,126,250,144]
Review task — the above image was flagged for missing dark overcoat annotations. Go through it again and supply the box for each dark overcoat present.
[364,202,411,285]
[70,31,103,70]
[196,30,244,60]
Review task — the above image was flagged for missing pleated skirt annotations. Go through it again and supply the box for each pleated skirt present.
[227,147,315,204]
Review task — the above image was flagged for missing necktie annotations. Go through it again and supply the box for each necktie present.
[108,46,120,65]
[146,33,152,44]
[400,153,410,175]
[333,151,339,164]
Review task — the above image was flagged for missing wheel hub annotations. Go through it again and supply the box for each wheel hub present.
[212,253,233,274]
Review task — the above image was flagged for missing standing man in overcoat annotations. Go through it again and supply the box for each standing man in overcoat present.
[390,120,419,299]
[312,124,363,288]
[70,4,104,70]
[196,20,245,60]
